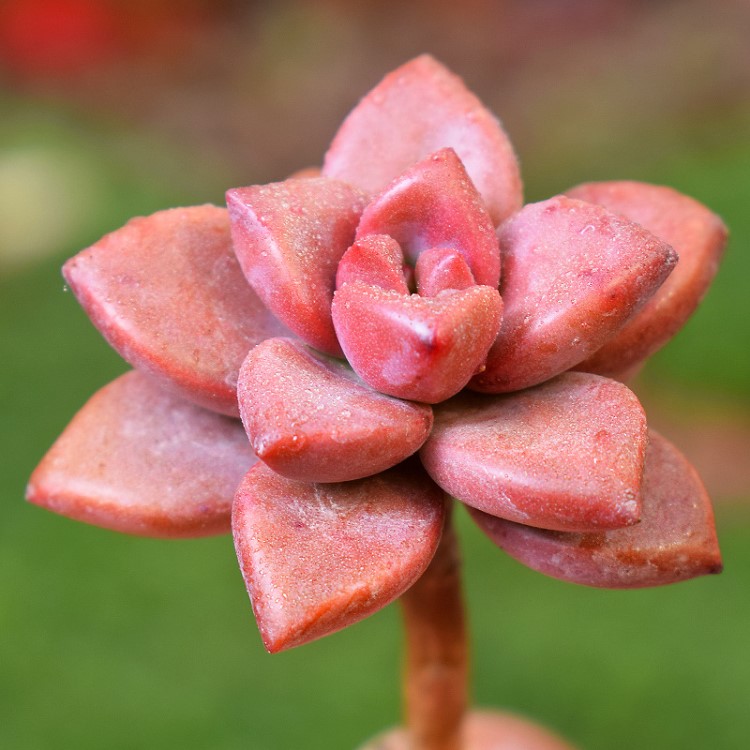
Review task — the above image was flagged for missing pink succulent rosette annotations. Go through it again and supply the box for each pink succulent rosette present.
[28,56,727,749]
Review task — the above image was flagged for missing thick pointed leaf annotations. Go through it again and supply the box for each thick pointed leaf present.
[332,281,503,403]
[323,55,522,225]
[26,371,255,538]
[360,710,577,750]
[471,196,677,394]
[421,373,646,531]
[232,461,446,653]
[226,177,367,356]
[415,246,476,297]
[471,430,723,588]
[355,148,500,287]
[63,205,286,416]
[566,181,728,377]
[238,337,433,482]
[336,234,410,294]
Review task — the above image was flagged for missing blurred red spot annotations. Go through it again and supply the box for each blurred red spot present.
[0,0,122,77]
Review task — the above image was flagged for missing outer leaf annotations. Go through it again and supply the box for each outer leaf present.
[26,371,255,537]
[359,710,577,750]
[63,205,286,416]
[421,373,646,531]
[238,337,433,482]
[471,196,678,393]
[471,430,723,588]
[232,461,446,653]
[226,177,367,356]
[323,55,522,225]
[332,281,502,403]
[566,181,728,377]
[355,148,500,287]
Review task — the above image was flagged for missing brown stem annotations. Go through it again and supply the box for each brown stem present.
[400,503,468,750]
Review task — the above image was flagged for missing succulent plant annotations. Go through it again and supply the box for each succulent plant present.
[27,55,727,749]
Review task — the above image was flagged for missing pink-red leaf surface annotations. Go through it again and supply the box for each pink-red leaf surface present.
[415,246,476,297]
[471,430,723,587]
[355,148,500,287]
[566,181,728,377]
[226,177,367,356]
[336,234,410,294]
[421,373,646,531]
[332,281,502,403]
[63,205,286,416]
[232,461,446,652]
[26,371,255,537]
[471,196,678,393]
[238,337,433,482]
[323,54,522,225]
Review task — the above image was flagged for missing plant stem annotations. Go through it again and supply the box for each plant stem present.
[400,503,468,750]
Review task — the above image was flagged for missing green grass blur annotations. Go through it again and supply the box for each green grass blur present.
[2,58,750,750]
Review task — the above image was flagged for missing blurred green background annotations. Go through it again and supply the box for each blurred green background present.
[2,1,749,748]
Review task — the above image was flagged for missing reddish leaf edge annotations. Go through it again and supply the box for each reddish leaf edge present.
[469,429,723,589]
[26,371,253,538]
[232,460,448,653]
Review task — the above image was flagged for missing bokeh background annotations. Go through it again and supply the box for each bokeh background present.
[2,1,749,748]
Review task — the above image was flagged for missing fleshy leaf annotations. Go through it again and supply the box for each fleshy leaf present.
[471,430,723,588]
[336,234,410,294]
[355,148,500,287]
[566,181,728,377]
[323,55,522,225]
[226,177,367,356]
[63,205,285,416]
[421,373,646,531]
[26,371,255,538]
[360,710,578,750]
[232,461,446,653]
[238,337,433,482]
[415,246,476,297]
[471,196,678,393]
[332,281,503,403]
